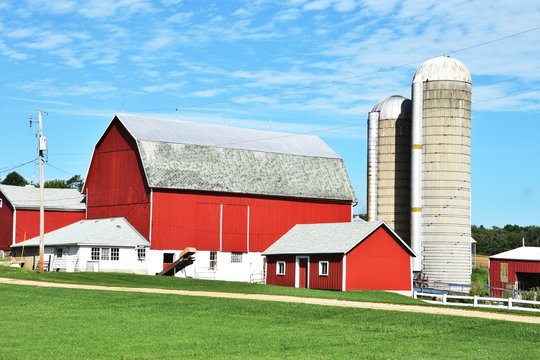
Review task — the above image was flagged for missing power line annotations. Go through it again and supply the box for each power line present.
[0,159,38,175]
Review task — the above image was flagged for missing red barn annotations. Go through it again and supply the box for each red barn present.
[264,221,415,291]
[84,114,355,280]
[489,247,540,297]
[0,184,85,251]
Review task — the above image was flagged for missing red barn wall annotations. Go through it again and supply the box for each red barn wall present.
[0,193,14,250]
[308,254,343,291]
[266,255,296,287]
[489,259,540,297]
[85,119,151,238]
[14,210,85,244]
[151,190,351,251]
[346,227,412,291]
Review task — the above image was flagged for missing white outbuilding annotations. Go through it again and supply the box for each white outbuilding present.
[10,217,150,274]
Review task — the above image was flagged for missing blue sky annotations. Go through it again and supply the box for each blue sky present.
[1,0,539,227]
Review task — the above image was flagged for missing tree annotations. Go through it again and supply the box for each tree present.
[66,175,84,192]
[1,171,28,186]
[43,175,84,191]
[44,179,68,188]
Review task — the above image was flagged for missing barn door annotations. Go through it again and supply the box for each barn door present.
[296,257,309,288]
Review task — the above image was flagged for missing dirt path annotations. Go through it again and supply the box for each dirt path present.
[1,277,539,324]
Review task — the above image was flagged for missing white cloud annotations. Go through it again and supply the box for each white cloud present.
[141,82,184,94]
[334,0,356,12]
[0,40,28,60]
[78,0,154,18]
[188,89,226,98]
[20,32,72,50]
[303,0,333,11]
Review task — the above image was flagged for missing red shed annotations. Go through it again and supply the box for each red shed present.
[0,184,86,251]
[489,247,540,297]
[84,114,355,280]
[264,221,415,291]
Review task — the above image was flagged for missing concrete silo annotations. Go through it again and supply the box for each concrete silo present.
[410,56,472,285]
[367,95,412,242]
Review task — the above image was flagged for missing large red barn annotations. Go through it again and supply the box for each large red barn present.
[489,247,540,297]
[0,184,85,251]
[84,114,356,280]
[264,221,415,291]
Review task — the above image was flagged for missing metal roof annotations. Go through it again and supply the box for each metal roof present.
[263,221,415,256]
[371,95,411,120]
[489,247,540,262]
[11,217,149,248]
[138,140,355,200]
[110,114,355,201]
[413,56,471,84]
[117,113,340,158]
[0,184,85,211]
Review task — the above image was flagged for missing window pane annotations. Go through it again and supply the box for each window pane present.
[319,261,328,276]
[91,248,100,261]
[209,251,217,270]
[137,248,146,261]
[231,252,243,263]
[101,248,110,261]
[111,248,119,261]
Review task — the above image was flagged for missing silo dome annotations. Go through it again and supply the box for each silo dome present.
[371,95,411,119]
[413,56,471,83]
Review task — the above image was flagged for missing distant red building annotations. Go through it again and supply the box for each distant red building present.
[489,247,540,297]
[0,184,85,251]
[84,114,356,280]
[264,221,415,291]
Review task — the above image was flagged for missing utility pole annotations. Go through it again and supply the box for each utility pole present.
[38,110,46,274]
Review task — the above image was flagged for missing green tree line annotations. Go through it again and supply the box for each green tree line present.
[473,224,540,255]
[0,171,84,192]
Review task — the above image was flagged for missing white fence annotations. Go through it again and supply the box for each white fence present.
[414,292,540,313]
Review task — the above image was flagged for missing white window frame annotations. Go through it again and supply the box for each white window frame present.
[137,248,146,262]
[56,248,63,258]
[319,261,329,276]
[111,248,119,261]
[276,261,286,276]
[101,247,110,261]
[0,198,3,208]
[231,252,243,263]
[209,251,217,270]
[91,247,100,261]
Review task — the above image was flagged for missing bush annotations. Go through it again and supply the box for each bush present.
[469,281,489,296]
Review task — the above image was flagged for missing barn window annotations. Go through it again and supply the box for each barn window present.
[101,248,110,261]
[137,248,146,261]
[0,199,2,208]
[209,251,217,270]
[276,261,286,276]
[111,248,119,261]
[56,248,63,258]
[500,263,508,283]
[91,248,100,261]
[231,252,243,263]
[319,261,329,276]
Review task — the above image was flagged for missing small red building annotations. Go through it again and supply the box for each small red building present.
[489,247,540,297]
[84,114,355,280]
[0,184,86,251]
[264,221,415,291]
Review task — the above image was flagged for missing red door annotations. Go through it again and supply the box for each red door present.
[298,258,308,288]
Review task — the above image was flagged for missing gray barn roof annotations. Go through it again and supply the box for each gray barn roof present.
[0,184,85,211]
[263,221,415,256]
[114,114,355,201]
[12,217,149,248]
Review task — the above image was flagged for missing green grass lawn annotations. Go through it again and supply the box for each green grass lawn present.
[0,266,422,305]
[0,283,538,359]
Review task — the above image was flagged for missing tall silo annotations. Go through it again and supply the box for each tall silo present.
[367,95,412,243]
[410,56,472,285]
